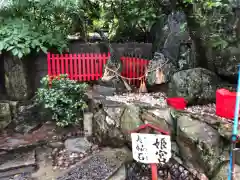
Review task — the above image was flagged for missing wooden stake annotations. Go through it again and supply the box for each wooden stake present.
[155,68,164,84]
[151,164,158,180]
[139,78,148,93]
[121,78,132,92]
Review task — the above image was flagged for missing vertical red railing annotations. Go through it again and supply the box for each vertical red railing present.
[61,54,64,75]
[73,54,77,80]
[99,54,104,77]
[47,53,149,87]
[78,54,82,81]
[65,54,69,76]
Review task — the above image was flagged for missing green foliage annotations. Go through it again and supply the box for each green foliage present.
[0,0,93,58]
[0,19,67,58]
[96,0,161,41]
[181,0,235,50]
[36,74,89,127]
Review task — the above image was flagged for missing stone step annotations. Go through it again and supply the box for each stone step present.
[0,122,83,151]
[0,150,36,179]
[57,147,132,180]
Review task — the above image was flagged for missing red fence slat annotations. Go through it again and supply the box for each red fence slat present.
[81,54,85,81]
[78,54,81,81]
[95,54,99,79]
[73,54,77,80]
[90,53,94,80]
[133,57,136,85]
[69,54,73,79]
[61,54,64,75]
[56,54,60,76]
[51,54,56,77]
[65,54,69,76]
[86,53,91,81]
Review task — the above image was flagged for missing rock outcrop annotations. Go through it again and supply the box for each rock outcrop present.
[0,102,12,130]
[168,68,222,104]
[87,87,239,179]
[3,54,33,101]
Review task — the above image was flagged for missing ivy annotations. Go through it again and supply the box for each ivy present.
[36,74,89,127]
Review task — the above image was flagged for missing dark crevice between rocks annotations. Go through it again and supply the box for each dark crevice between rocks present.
[0,55,6,97]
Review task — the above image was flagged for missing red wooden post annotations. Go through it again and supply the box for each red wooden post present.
[73,54,77,80]
[69,54,73,80]
[56,54,60,76]
[78,54,82,81]
[151,164,158,180]
[82,53,86,81]
[52,54,56,77]
[61,54,64,75]
[124,57,127,80]
[95,54,100,80]
[130,57,133,85]
[99,54,103,77]
[90,53,94,81]
[133,57,136,86]
[138,57,142,87]
[86,53,91,81]
[65,54,69,77]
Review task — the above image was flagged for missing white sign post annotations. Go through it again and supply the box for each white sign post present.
[131,133,171,164]
[130,123,172,180]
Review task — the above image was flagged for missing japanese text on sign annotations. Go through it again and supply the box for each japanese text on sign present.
[131,133,171,164]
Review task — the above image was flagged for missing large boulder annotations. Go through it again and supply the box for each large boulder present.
[0,102,12,130]
[171,110,227,177]
[14,102,51,134]
[147,11,197,85]
[93,100,126,148]
[214,46,240,81]
[168,68,221,104]
[120,104,144,142]
[3,54,33,100]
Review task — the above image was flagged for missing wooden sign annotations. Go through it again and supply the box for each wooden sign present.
[131,133,171,164]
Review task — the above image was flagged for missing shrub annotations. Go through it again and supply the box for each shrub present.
[36,74,88,127]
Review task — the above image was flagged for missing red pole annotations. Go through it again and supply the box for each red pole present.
[151,163,158,180]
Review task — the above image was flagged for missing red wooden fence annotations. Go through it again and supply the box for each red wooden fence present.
[47,53,149,87]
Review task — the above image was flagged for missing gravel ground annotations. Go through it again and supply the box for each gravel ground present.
[106,92,233,124]
[7,173,31,180]
[105,92,167,108]
[186,103,234,124]
[52,145,100,170]
[126,159,203,180]
[57,155,121,180]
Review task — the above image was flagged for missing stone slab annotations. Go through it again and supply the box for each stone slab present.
[57,148,131,180]
[93,85,116,96]
[0,122,83,151]
[64,137,93,154]
[0,150,36,178]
